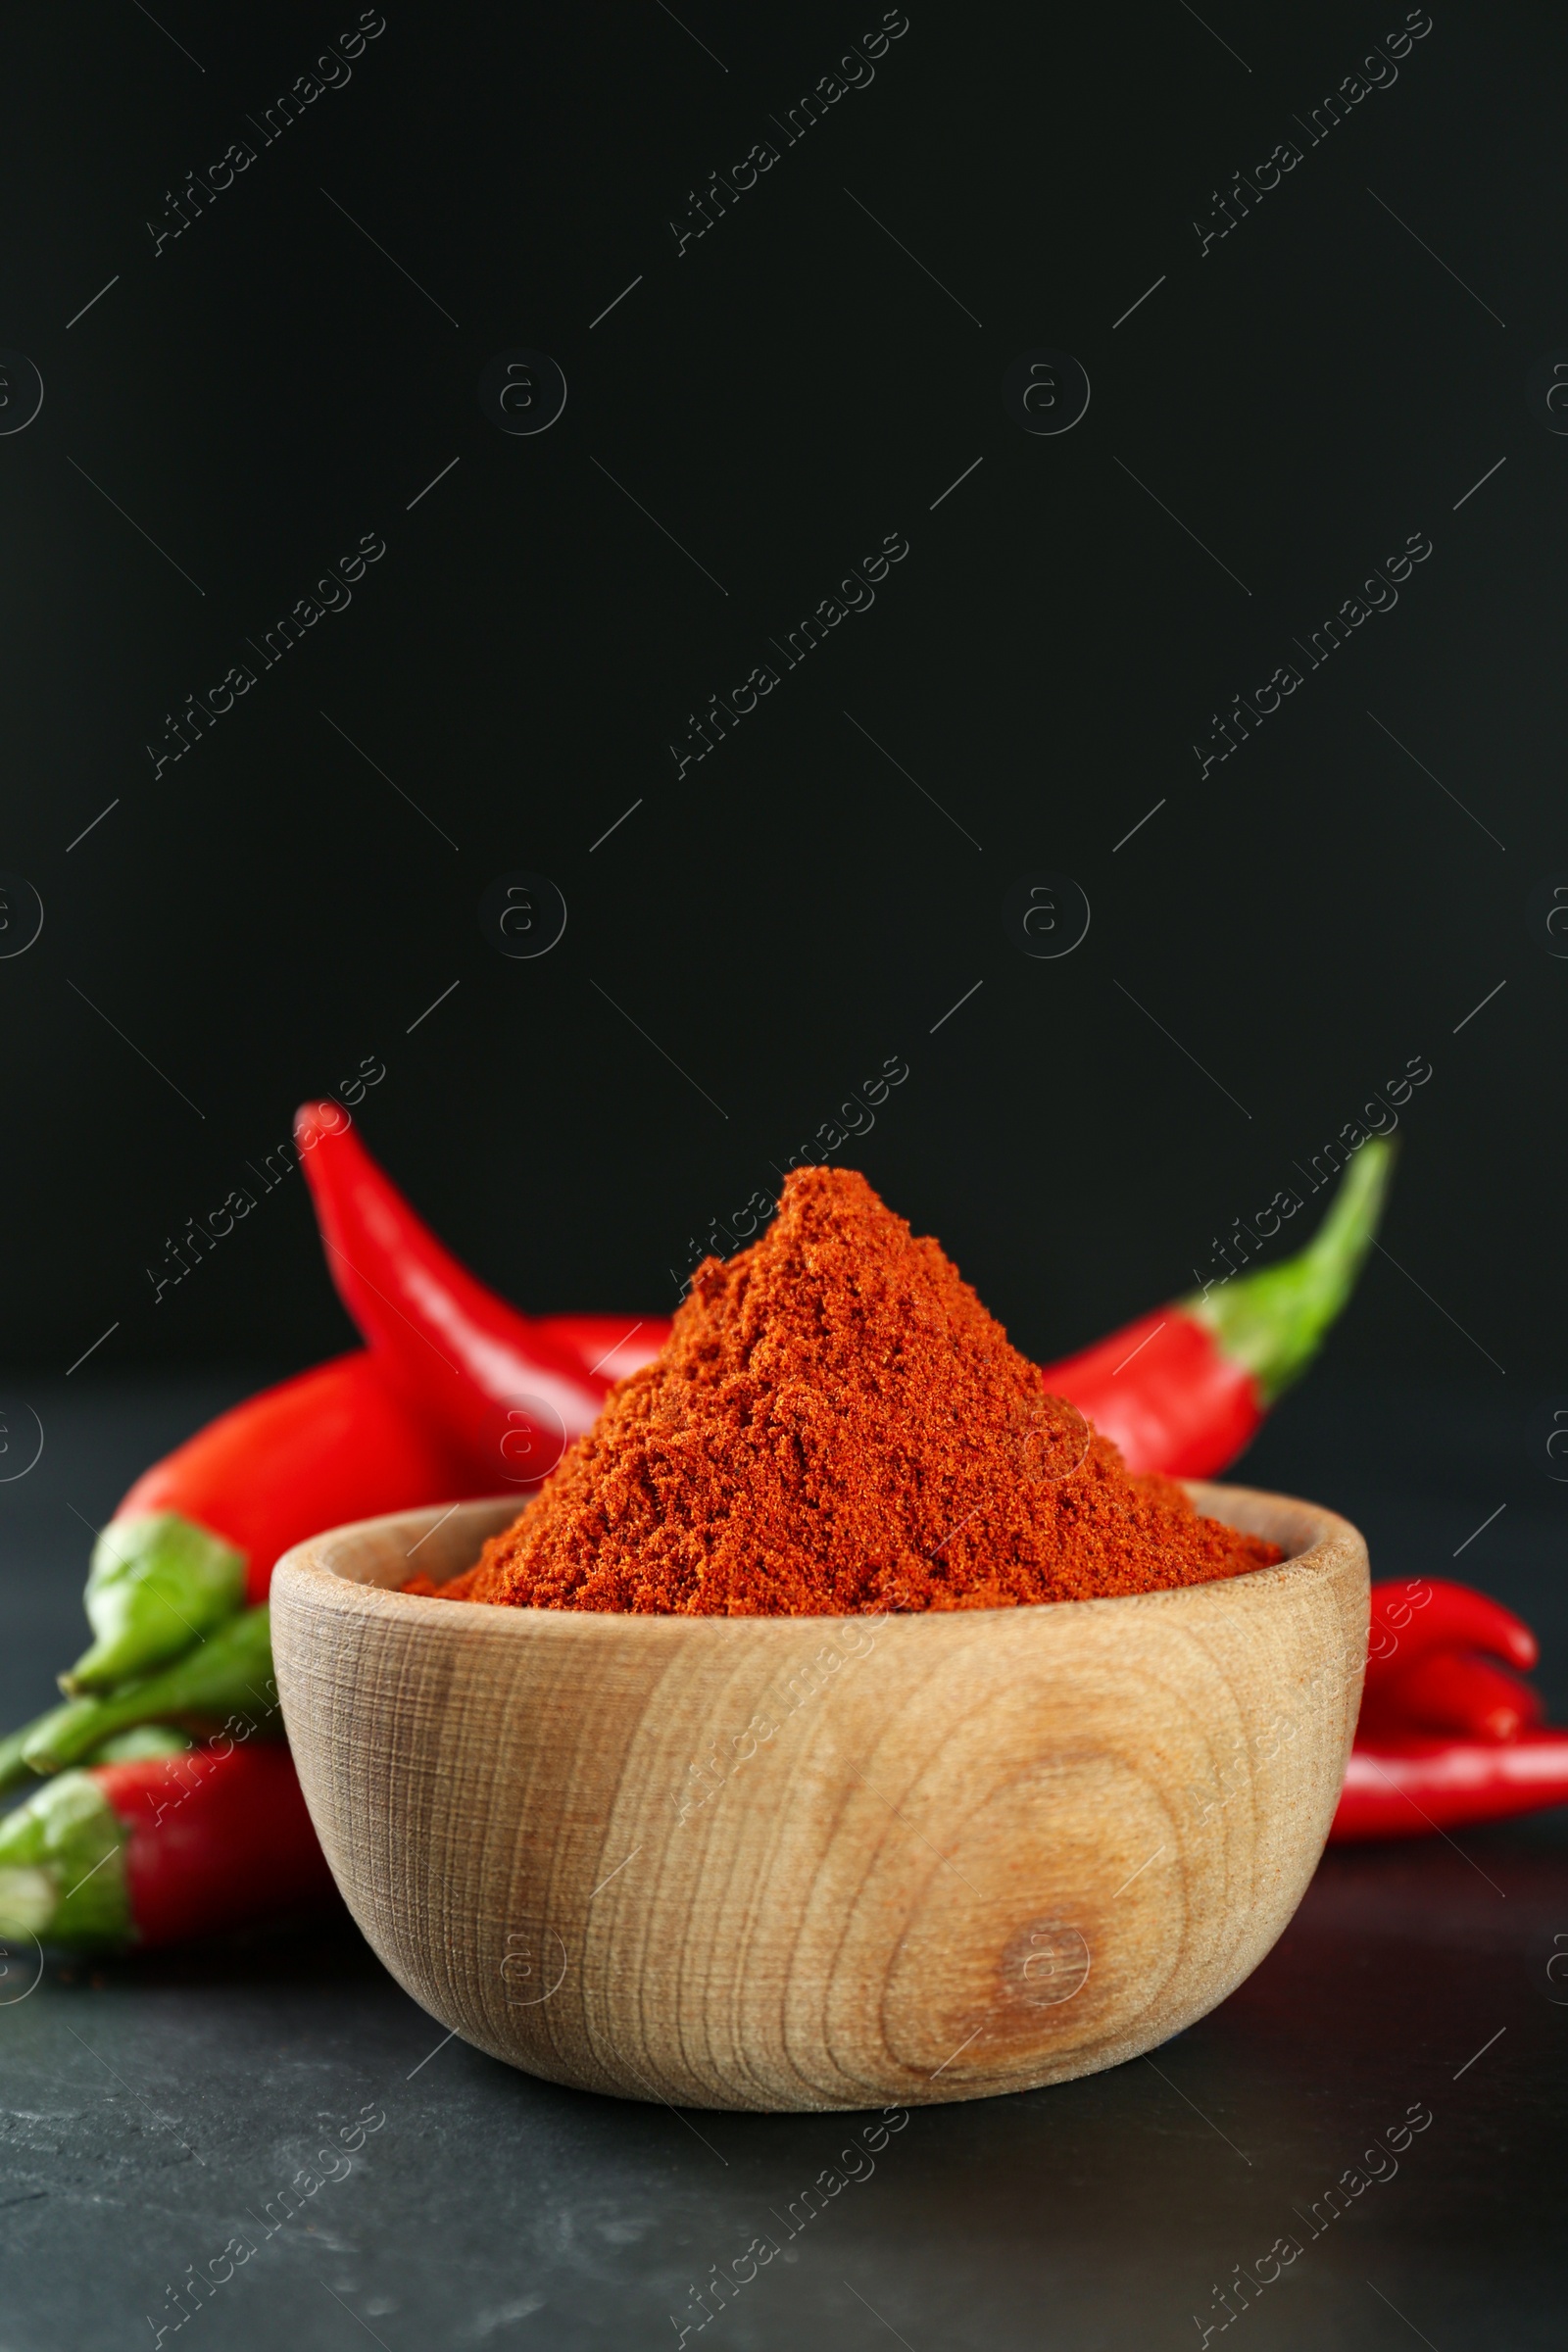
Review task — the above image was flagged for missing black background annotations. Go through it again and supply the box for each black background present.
[4,14,1568,2343]
[2,0,1561,1410]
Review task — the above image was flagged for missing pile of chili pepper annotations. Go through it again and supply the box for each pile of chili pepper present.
[0,1113,1561,1952]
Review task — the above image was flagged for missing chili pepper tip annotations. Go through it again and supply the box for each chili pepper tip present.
[294,1100,350,1152]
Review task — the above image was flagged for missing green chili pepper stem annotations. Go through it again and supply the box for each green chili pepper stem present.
[21,1607,276,1780]
[65,1512,246,1694]
[1183,1138,1396,1405]
[0,1771,130,1947]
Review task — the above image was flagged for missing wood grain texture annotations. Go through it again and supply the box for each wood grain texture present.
[271,1484,1368,2112]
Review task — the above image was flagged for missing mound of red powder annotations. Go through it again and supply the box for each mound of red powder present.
[427,1167,1280,1615]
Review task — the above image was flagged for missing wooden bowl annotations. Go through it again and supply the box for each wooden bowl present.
[271,1484,1367,2113]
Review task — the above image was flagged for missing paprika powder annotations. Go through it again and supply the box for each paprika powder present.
[423,1168,1279,1614]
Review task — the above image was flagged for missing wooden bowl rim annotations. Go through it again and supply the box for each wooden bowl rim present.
[272,1479,1366,1641]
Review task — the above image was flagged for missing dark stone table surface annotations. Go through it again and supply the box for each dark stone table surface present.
[0,1374,1562,2349]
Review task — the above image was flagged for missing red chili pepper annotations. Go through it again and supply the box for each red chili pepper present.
[294,1104,610,1481]
[0,1744,335,1948]
[1362,1650,1544,1745]
[1361,1577,1537,1700]
[1334,1580,1562,1838]
[1041,1140,1395,1475]
[117,1350,478,1603]
[1332,1732,1568,1841]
